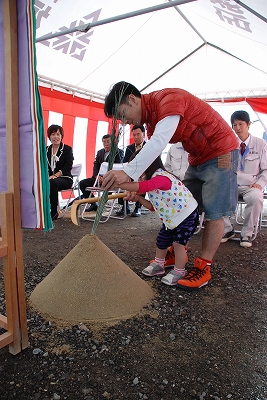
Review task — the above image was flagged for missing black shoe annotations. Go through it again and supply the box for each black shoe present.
[221,229,235,243]
[116,207,131,216]
[240,236,252,248]
[51,212,58,221]
[131,208,141,217]
[87,204,98,212]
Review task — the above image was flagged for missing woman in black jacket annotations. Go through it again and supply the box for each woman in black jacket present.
[46,124,74,220]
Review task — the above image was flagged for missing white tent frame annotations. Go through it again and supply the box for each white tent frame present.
[36,0,267,102]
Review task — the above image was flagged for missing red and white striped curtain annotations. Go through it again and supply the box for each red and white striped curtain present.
[209,97,267,135]
[39,86,132,183]
[246,98,267,136]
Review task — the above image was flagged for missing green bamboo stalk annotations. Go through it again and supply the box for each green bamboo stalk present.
[91,85,127,235]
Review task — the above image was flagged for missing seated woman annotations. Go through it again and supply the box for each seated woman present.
[46,124,74,220]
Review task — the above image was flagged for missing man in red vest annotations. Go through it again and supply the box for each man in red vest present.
[102,81,238,291]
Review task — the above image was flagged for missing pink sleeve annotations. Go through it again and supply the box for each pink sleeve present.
[138,175,171,193]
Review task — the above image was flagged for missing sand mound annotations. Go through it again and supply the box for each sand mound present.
[29,234,154,324]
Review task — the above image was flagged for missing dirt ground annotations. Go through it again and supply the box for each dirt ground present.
[1,207,267,400]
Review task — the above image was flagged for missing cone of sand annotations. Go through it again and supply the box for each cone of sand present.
[29,234,154,324]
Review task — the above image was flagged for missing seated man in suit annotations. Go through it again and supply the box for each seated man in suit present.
[79,134,123,212]
[117,124,146,216]
[221,110,267,248]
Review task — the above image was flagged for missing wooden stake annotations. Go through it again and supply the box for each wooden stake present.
[3,0,28,351]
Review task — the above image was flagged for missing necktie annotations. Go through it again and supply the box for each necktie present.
[240,142,246,156]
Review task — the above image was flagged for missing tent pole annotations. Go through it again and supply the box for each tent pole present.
[141,41,267,93]
[141,44,205,92]
[36,0,196,42]
[170,0,206,42]
[208,43,267,76]
[233,0,267,24]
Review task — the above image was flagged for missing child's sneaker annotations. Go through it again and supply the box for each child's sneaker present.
[142,261,165,277]
[164,246,175,267]
[176,258,211,290]
[161,269,185,286]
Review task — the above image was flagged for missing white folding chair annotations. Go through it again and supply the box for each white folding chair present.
[58,163,82,218]
[235,189,267,240]
[81,162,128,223]
[260,187,267,228]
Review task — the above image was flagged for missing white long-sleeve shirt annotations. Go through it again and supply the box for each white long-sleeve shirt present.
[164,142,189,180]
[123,116,180,180]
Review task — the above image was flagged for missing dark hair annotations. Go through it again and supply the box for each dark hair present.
[102,134,111,140]
[129,150,166,180]
[47,124,64,139]
[230,110,250,126]
[132,124,145,133]
[104,81,141,118]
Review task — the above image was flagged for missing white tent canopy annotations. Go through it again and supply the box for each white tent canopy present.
[35,0,267,101]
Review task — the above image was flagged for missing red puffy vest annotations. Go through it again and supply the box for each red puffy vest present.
[141,88,238,166]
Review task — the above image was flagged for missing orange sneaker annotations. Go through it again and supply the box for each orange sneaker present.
[164,246,188,267]
[164,246,175,267]
[176,257,211,291]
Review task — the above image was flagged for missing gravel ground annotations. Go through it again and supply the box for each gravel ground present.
[1,209,267,400]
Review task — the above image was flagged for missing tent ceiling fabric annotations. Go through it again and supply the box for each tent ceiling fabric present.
[35,0,267,101]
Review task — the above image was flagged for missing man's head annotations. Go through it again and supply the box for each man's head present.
[230,110,251,141]
[102,134,111,152]
[132,124,145,146]
[104,81,142,126]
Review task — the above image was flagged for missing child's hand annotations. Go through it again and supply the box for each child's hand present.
[125,191,140,202]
